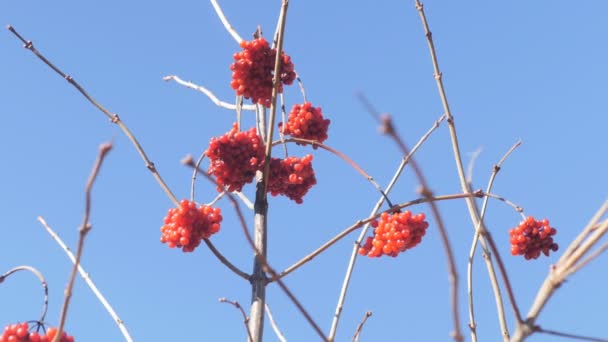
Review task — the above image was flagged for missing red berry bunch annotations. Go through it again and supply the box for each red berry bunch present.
[279,102,330,147]
[160,199,222,252]
[359,211,429,258]
[510,216,558,260]
[0,323,74,342]
[206,123,265,192]
[267,154,317,204]
[230,37,296,107]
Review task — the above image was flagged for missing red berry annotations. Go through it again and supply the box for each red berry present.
[509,216,558,260]
[267,154,317,204]
[230,37,296,107]
[0,323,74,342]
[359,211,429,258]
[206,123,265,192]
[279,102,330,147]
[160,199,223,252]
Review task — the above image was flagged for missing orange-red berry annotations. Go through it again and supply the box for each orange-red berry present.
[509,216,558,260]
[230,37,296,107]
[279,102,330,147]
[0,323,74,342]
[267,154,316,204]
[206,123,265,192]
[160,200,223,252]
[359,211,429,258]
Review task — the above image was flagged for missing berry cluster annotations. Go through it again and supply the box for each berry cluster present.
[267,154,316,204]
[230,37,296,107]
[206,123,265,192]
[0,323,74,342]
[160,200,222,252]
[279,102,330,147]
[359,211,429,258]
[510,216,558,260]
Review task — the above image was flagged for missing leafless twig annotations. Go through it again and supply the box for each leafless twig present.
[0,266,49,324]
[352,311,372,342]
[219,297,254,342]
[163,75,256,111]
[54,142,112,342]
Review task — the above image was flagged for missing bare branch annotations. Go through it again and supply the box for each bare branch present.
[7,25,178,206]
[54,142,112,342]
[0,266,49,324]
[219,297,253,342]
[163,75,256,111]
[352,311,372,342]
[210,0,243,43]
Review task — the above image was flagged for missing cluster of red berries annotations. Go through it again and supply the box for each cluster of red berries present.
[279,102,330,147]
[160,200,222,252]
[359,211,429,258]
[267,154,316,204]
[206,123,265,192]
[230,37,296,107]
[510,216,558,260]
[0,323,74,342]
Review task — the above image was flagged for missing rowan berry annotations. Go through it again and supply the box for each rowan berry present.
[0,323,74,342]
[509,216,558,260]
[267,154,316,204]
[279,102,330,147]
[358,211,429,258]
[160,199,223,252]
[206,123,265,192]
[230,37,296,107]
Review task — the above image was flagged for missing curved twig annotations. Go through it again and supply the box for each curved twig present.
[219,297,254,342]
[351,311,372,342]
[0,266,49,324]
[163,75,257,111]
[210,0,243,43]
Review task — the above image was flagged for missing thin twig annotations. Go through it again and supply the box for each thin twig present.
[185,156,328,340]
[210,0,243,43]
[37,217,133,342]
[275,192,480,281]
[351,311,372,342]
[265,303,287,342]
[512,202,608,341]
[7,25,178,206]
[163,75,256,111]
[272,138,393,207]
[0,266,49,324]
[467,140,522,342]
[564,240,608,279]
[296,74,308,103]
[379,110,462,342]
[414,0,523,332]
[219,297,254,342]
[328,112,445,341]
[535,326,608,342]
[54,142,112,342]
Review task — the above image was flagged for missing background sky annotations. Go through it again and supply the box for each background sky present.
[1,1,607,341]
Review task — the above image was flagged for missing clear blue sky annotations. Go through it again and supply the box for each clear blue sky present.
[1,1,607,341]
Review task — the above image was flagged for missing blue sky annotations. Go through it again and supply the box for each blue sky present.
[1,1,607,341]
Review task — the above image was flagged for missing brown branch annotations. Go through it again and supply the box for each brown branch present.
[219,297,254,342]
[7,25,178,206]
[54,142,112,342]
[184,156,327,341]
[351,311,372,342]
[467,140,522,342]
[414,0,524,334]
[535,326,608,342]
